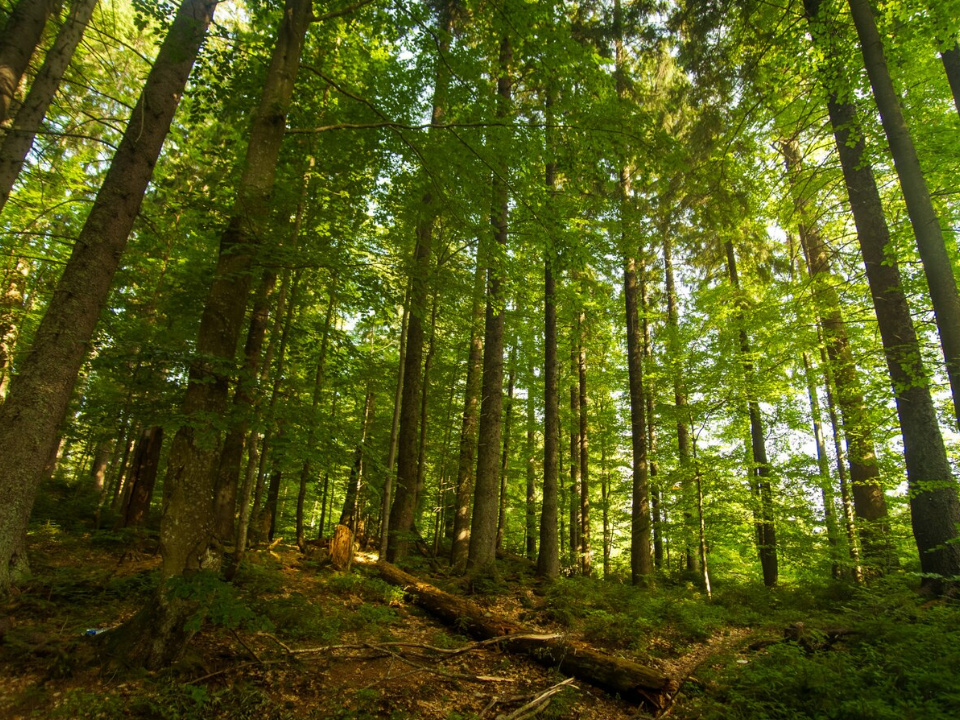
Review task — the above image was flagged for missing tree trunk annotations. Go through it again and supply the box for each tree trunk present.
[0,0,59,125]
[0,0,217,596]
[386,1,453,563]
[297,284,337,550]
[537,182,561,579]
[640,267,662,571]
[450,261,483,570]
[780,135,891,567]
[0,255,29,400]
[496,348,516,550]
[90,438,113,494]
[379,285,408,557]
[466,33,511,573]
[339,389,375,529]
[0,0,98,213]
[940,40,960,118]
[724,241,777,587]
[120,426,164,529]
[525,353,537,560]
[414,291,439,522]
[577,309,591,576]
[847,0,960,434]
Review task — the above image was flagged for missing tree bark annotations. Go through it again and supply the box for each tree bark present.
[378,285,408,557]
[525,352,537,560]
[496,348,516,550]
[724,241,778,587]
[0,0,217,596]
[847,0,960,433]
[568,337,580,569]
[577,308,591,576]
[0,0,59,125]
[339,389,375,529]
[940,40,960,118]
[467,33,511,573]
[0,0,98,213]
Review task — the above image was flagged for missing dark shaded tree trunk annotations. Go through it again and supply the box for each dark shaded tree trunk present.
[940,41,960,117]
[120,426,164,529]
[0,0,59,124]
[0,0,217,596]
[466,33,511,573]
[0,0,98,213]
[847,0,960,433]
[724,241,778,587]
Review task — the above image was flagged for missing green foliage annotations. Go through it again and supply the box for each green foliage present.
[165,572,266,633]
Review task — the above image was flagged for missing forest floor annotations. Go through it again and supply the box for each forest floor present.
[1,526,959,719]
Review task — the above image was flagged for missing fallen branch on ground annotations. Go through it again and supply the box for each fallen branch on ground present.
[479,677,577,719]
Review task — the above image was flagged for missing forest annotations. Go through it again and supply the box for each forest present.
[0,0,959,717]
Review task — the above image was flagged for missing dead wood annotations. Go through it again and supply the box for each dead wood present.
[373,560,673,709]
[330,524,354,569]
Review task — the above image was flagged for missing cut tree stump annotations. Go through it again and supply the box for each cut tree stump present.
[373,560,674,709]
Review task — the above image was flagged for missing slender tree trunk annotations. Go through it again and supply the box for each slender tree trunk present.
[0,0,217,596]
[525,354,537,560]
[725,241,778,587]
[0,0,59,125]
[466,33,511,573]
[568,337,580,568]
[379,287,408,557]
[496,349,516,550]
[90,438,113,493]
[600,424,611,579]
[577,309,591,576]
[339,389,375,529]
[450,261,484,570]
[0,0,98,213]
[414,291,439,523]
[640,266,662,571]
[537,156,560,579]
[297,284,337,550]
[691,437,712,599]
[0,256,29,400]
[847,0,960,433]
[780,135,891,566]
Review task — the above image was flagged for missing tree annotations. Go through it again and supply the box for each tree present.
[0,0,59,124]
[0,0,218,596]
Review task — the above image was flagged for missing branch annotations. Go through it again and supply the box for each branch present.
[312,0,377,24]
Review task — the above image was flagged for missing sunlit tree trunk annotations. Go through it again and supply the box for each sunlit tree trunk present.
[577,308,591,576]
[568,336,580,568]
[525,355,537,560]
[0,0,217,596]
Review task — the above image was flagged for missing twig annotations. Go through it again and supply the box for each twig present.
[370,643,513,684]
[230,629,264,665]
[501,678,578,720]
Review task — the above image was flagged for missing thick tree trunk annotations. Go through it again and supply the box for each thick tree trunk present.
[450,261,484,570]
[780,136,891,567]
[847,0,960,433]
[941,41,960,118]
[0,0,98,213]
[467,34,511,573]
[374,561,671,707]
[120,426,164,529]
[0,0,59,125]
[724,241,778,587]
[0,0,217,596]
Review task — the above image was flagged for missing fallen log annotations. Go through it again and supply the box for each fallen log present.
[373,560,673,709]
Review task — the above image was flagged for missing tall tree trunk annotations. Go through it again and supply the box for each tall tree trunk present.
[568,337,580,568]
[640,264,662,571]
[599,420,611,579]
[847,0,960,433]
[379,286,408,557]
[466,33,511,573]
[0,0,59,125]
[724,241,778,587]
[0,0,217,596]
[339,389,375,529]
[297,284,337,550]
[537,146,560,579]
[806,0,960,592]
[0,0,98,213]
[780,135,891,566]
[414,291,439,523]
[496,348,516,550]
[386,1,452,563]
[940,40,960,117]
[119,426,164,529]
[663,236,699,574]
[0,256,29,400]
[90,437,113,494]
[577,309,591,576]
[450,261,484,570]
[525,352,537,561]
